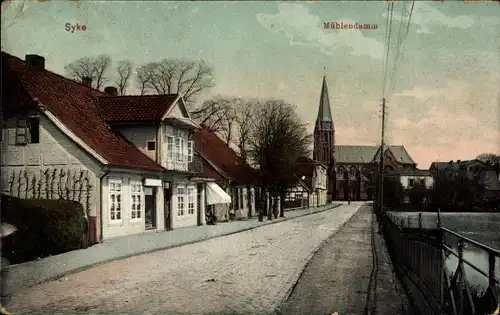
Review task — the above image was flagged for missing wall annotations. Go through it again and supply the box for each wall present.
[101,172,165,239]
[1,115,102,240]
[117,126,157,161]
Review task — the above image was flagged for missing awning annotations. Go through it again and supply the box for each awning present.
[206,182,231,205]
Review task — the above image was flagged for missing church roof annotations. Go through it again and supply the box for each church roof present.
[334,145,379,164]
[315,75,333,124]
[334,145,416,165]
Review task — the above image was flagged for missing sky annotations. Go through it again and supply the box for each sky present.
[2,0,499,169]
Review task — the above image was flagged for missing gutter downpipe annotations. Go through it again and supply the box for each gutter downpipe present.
[99,170,110,242]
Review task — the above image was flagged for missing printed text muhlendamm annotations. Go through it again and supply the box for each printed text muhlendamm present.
[324,22,378,30]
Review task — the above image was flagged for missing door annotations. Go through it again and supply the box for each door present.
[196,183,203,226]
[164,184,172,230]
[144,187,157,230]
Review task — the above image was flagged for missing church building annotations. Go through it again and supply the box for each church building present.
[312,75,418,201]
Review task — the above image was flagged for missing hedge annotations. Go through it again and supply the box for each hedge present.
[1,194,87,264]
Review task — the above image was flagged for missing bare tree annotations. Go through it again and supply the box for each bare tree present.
[191,96,258,160]
[135,58,215,106]
[190,97,236,143]
[65,55,112,90]
[249,100,312,220]
[115,60,133,95]
[234,98,258,161]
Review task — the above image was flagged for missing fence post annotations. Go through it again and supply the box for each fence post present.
[437,207,442,228]
[489,252,496,288]
[418,212,423,229]
[457,239,465,315]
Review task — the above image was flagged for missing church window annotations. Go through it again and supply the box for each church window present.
[323,132,328,142]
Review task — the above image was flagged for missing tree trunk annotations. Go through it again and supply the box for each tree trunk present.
[279,192,285,217]
[266,190,273,220]
[273,196,278,219]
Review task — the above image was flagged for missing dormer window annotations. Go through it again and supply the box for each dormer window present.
[147,141,156,151]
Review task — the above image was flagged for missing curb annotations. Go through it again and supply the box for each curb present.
[273,203,367,315]
[9,203,342,295]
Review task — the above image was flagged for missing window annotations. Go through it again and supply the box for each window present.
[175,138,181,161]
[109,179,122,222]
[180,138,185,161]
[130,181,143,220]
[147,141,155,151]
[177,186,185,216]
[187,187,195,215]
[29,117,40,143]
[167,136,174,160]
[15,118,28,145]
[188,140,194,162]
[409,178,415,187]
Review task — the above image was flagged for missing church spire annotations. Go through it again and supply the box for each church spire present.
[316,75,333,123]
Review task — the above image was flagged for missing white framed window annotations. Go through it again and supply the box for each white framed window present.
[108,178,122,223]
[187,186,195,215]
[130,181,143,220]
[175,138,181,161]
[188,140,194,162]
[180,138,185,162]
[167,136,174,161]
[177,185,185,216]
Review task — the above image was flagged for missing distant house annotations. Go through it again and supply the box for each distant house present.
[294,156,328,207]
[1,52,208,242]
[385,167,433,190]
[430,159,500,200]
[195,126,259,221]
[333,145,417,201]
[283,176,313,210]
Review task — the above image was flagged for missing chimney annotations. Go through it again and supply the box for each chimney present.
[104,86,118,96]
[81,76,92,87]
[457,160,461,164]
[25,54,45,70]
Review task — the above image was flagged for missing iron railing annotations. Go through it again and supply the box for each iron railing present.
[378,210,500,315]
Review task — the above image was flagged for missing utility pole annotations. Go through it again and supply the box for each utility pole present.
[378,98,387,212]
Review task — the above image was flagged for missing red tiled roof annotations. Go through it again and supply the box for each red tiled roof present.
[98,94,179,122]
[2,52,165,172]
[195,126,258,184]
[199,158,224,181]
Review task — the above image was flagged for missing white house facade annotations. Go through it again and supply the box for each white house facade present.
[2,52,212,243]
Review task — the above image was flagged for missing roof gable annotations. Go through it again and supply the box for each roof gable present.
[2,51,164,172]
[162,96,191,120]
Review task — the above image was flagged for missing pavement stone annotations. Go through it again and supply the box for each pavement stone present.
[7,203,362,314]
[4,203,340,296]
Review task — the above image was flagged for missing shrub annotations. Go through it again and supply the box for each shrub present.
[1,194,87,264]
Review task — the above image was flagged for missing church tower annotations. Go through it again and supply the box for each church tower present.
[313,75,335,166]
[313,75,336,200]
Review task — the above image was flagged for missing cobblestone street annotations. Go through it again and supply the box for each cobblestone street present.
[8,203,362,314]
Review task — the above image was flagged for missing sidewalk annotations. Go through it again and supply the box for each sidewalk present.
[5,203,341,296]
[276,204,413,315]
